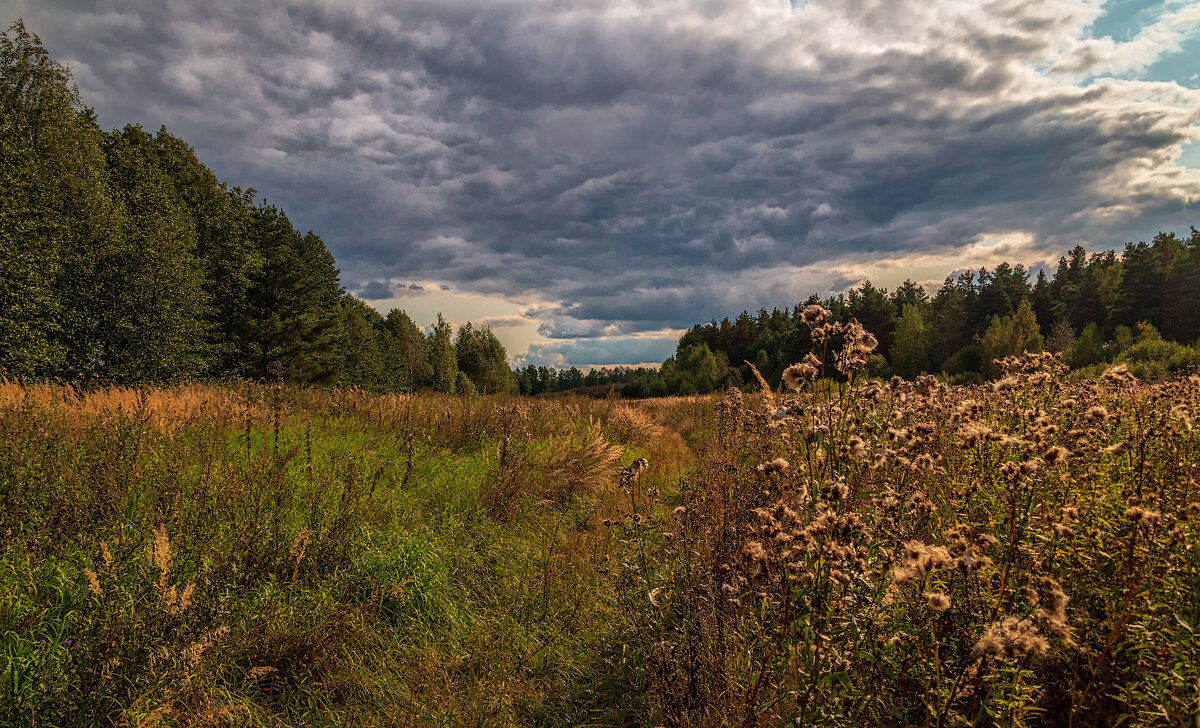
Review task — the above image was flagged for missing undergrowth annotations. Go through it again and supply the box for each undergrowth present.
[4,339,1199,727]
[617,307,1200,727]
[0,382,690,727]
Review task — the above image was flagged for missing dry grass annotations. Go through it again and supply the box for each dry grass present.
[0,382,696,727]
[615,312,1200,727]
[12,349,1189,727]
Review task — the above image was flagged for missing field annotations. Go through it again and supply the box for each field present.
[2,356,1200,727]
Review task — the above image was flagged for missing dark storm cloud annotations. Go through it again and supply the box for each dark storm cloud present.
[357,280,393,300]
[11,0,1199,365]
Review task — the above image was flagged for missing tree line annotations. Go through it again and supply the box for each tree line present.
[619,229,1199,396]
[0,21,515,394]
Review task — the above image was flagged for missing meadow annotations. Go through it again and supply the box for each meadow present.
[3,319,1200,727]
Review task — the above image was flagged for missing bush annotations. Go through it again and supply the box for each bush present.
[1117,338,1200,380]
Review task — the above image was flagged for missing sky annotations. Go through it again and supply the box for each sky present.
[6,0,1199,368]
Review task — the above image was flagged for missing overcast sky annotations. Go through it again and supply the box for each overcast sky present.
[7,0,1199,367]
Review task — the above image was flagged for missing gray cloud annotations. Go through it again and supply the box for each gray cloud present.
[11,0,1200,365]
[357,280,393,299]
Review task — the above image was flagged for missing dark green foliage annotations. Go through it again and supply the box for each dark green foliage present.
[337,295,388,389]
[426,314,459,394]
[455,323,517,394]
[101,125,211,381]
[653,228,1200,392]
[0,101,59,377]
[1,25,516,392]
[890,303,929,378]
[384,308,431,391]
[1115,323,1200,380]
[238,207,343,383]
[149,128,257,376]
[1,20,125,383]
[846,281,896,356]
[1066,322,1104,369]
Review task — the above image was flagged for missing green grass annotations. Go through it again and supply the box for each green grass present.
[0,386,699,727]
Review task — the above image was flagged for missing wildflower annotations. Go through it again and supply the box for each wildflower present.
[1123,510,1152,527]
[1043,446,1070,466]
[973,617,1050,660]
[757,458,789,474]
[822,481,849,502]
[925,591,951,611]
[1101,364,1136,385]
[1034,576,1072,642]
[992,376,1019,392]
[960,424,993,447]
[1125,507,1161,525]
[1104,442,1129,456]
[958,547,991,573]
[782,361,819,391]
[801,304,830,325]
[741,541,770,579]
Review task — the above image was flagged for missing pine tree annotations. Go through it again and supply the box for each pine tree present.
[240,206,343,382]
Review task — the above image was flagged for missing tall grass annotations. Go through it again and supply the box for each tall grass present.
[0,382,693,727]
[6,352,1198,727]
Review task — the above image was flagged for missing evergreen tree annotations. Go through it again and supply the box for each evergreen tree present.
[891,279,930,313]
[240,206,343,382]
[846,282,896,357]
